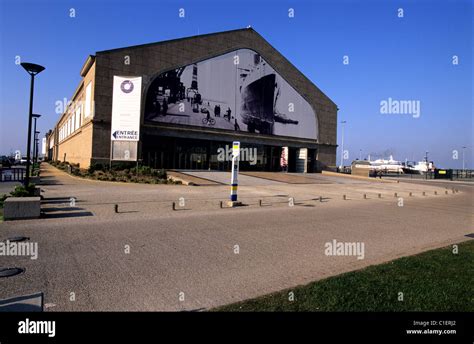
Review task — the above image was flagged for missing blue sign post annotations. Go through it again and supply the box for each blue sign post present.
[229,141,240,205]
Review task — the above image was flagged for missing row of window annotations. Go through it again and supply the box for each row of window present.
[58,82,92,143]
[59,105,82,142]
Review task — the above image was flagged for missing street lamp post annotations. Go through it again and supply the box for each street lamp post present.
[462,146,466,171]
[21,62,45,187]
[425,151,429,180]
[32,114,41,166]
[35,130,40,164]
[340,120,347,170]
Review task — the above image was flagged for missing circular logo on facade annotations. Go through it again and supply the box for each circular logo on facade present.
[120,80,134,93]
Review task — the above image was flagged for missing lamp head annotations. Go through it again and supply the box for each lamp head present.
[21,62,45,76]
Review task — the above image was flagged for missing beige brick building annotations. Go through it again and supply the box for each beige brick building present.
[46,28,338,172]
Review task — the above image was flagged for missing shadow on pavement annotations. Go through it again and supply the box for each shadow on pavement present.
[39,176,63,186]
[311,197,332,202]
[39,181,64,186]
[41,211,93,219]
[0,292,43,312]
[41,207,84,213]
[41,197,79,205]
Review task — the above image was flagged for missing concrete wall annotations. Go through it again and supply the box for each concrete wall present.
[317,144,337,170]
[92,28,338,167]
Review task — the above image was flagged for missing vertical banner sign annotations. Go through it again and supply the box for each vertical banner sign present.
[230,141,240,202]
[111,76,142,141]
[111,76,142,161]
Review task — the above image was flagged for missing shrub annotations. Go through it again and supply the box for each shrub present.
[55,161,69,171]
[53,159,173,185]
[88,163,106,174]
[139,166,152,175]
[156,168,167,179]
[111,162,135,171]
[10,183,36,197]
[0,194,8,208]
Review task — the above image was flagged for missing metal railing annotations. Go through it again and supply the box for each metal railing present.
[372,169,473,180]
[0,167,26,182]
[449,169,473,180]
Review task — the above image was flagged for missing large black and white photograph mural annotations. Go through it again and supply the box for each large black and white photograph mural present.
[144,49,318,140]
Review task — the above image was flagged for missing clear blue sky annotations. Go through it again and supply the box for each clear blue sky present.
[0,0,472,168]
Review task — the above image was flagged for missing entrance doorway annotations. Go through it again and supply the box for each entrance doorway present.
[287,147,298,172]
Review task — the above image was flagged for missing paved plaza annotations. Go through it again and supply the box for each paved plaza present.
[0,164,472,311]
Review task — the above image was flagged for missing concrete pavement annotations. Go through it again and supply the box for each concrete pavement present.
[0,163,472,311]
[176,170,284,186]
[0,182,21,196]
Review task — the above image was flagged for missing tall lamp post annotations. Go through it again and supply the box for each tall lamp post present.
[339,120,347,169]
[32,114,41,166]
[35,130,40,164]
[425,151,429,180]
[21,62,45,187]
[462,146,466,171]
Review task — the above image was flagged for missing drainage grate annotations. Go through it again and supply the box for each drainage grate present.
[7,236,30,242]
[0,268,25,278]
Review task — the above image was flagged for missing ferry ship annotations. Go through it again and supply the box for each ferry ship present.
[239,54,298,135]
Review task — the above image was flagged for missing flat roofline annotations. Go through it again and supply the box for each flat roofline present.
[96,27,254,55]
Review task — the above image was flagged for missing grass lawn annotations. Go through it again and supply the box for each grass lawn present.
[214,240,474,312]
